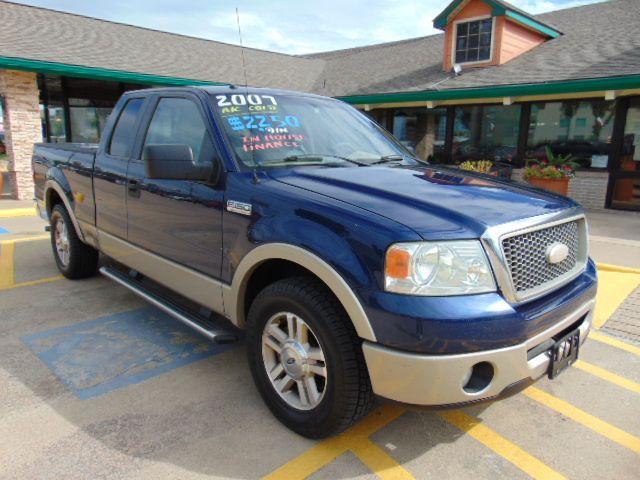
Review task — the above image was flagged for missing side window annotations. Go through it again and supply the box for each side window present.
[108,98,144,157]
[144,97,213,164]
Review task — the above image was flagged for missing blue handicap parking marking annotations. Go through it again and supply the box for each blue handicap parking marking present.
[0,227,9,234]
[21,307,238,399]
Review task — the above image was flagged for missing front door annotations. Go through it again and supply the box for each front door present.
[609,97,640,211]
[126,94,224,279]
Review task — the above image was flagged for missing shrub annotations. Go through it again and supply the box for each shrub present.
[524,146,579,180]
[459,160,494,175]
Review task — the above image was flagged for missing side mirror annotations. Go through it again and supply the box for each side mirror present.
[143,144,215,181]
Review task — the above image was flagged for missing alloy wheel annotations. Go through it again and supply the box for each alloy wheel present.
[261,311,328,410]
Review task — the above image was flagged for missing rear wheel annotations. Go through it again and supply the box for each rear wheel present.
[246,277,374,438]
[50,204,99,279]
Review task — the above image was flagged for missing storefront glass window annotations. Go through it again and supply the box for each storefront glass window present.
[0,96,9,197]
[392,108,447,162]
[526,100,615,169]
[452,104,520,164]
[610,98,640,211]
[37,74,150,144]
[69,99,111,143]
[45,105,66,143]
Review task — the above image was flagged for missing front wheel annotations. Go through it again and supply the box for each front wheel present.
[246,277,374,438]
[50,204,99,279]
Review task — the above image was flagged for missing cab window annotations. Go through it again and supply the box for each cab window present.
[108,98,144,157]
[144,97,213,164]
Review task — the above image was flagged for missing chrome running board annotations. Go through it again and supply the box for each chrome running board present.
[99,266,238,344]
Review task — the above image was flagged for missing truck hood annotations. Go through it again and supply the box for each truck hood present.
[268,164,576,240]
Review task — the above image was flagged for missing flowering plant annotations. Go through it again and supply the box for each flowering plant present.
[524,146,579,180]
[459,160,494,175]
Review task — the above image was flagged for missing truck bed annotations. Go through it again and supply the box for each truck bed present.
[32,142,98,227]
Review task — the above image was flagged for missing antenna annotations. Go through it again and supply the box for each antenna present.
[235,7,259,183]
[235,7,249,88]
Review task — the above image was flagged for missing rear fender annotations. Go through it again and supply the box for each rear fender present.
[44,172,85,242]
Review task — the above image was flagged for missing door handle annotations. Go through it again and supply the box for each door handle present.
[128,179,141,198]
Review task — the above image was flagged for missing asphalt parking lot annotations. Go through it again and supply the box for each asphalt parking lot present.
[1,206,639,480]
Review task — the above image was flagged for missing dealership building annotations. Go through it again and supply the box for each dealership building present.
[0,0,639,210]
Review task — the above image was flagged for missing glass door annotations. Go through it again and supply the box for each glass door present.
[610,98,640,211]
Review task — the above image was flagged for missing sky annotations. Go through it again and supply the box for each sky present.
[13,0,605,54]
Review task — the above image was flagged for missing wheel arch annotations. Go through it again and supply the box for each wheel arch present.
[225,243,377,342]
[44,180,85,242]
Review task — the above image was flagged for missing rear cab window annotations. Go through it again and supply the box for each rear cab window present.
[108,98,144,157]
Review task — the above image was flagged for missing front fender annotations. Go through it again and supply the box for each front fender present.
[225,242,377,341]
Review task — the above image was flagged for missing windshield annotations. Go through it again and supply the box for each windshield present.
[210,92,418,168]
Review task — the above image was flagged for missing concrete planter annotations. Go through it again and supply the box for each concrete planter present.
[526,177,570,196]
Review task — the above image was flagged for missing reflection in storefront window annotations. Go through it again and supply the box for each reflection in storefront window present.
[526,100,615,169]
[392,108,447,162]
[452,105,520,165]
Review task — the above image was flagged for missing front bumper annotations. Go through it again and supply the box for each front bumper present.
[362,297,594,406]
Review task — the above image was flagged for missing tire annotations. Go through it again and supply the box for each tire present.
[246,276,374,438]
[50,203,99,279]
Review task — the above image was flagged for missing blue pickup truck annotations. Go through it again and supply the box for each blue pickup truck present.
[33,86,597,438]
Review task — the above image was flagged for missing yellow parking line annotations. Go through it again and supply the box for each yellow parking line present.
[439,410,566,480]
[574,360,640,394]
[589,331,640,356]
[262,405,407,480]
[597,263,640,275]
[523,387,640,454]
[0,207,36,218]
[0,241,15,288]
[262,437,346,480]
[346,404,406,438]
[0,234,49,246]
[0,275,64,291]
[350,438,415,480]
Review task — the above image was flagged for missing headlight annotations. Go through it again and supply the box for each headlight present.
[385,240,496,295]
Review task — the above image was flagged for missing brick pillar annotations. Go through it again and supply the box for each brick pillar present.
[0,70,42,200]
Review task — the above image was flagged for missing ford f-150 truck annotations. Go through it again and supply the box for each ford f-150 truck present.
[33,86,597,438]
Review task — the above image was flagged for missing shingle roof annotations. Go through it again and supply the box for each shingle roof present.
[0,0,637,98]
[0,0,325,91]
[311,0,640,97]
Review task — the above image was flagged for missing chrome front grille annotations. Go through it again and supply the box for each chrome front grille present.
[481,209,588,304]
[502,221,580,294]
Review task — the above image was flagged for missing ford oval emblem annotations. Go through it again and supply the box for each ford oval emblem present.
[546,242,569,264]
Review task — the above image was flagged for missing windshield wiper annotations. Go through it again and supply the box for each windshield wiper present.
[368,155,405,165]
[369,154,429,166]
[280,154,368,166]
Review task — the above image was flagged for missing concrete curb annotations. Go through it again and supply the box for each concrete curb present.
[590,235,640,248]
[0,207,36,218]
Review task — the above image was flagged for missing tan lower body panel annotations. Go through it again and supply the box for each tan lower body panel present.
[97,230,225,315]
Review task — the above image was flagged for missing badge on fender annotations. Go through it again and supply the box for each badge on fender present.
[226,200,252,216]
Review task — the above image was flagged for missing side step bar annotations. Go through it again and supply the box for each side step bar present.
[99,266,238,344]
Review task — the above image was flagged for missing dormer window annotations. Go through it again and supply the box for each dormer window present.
[454,18,493,64]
